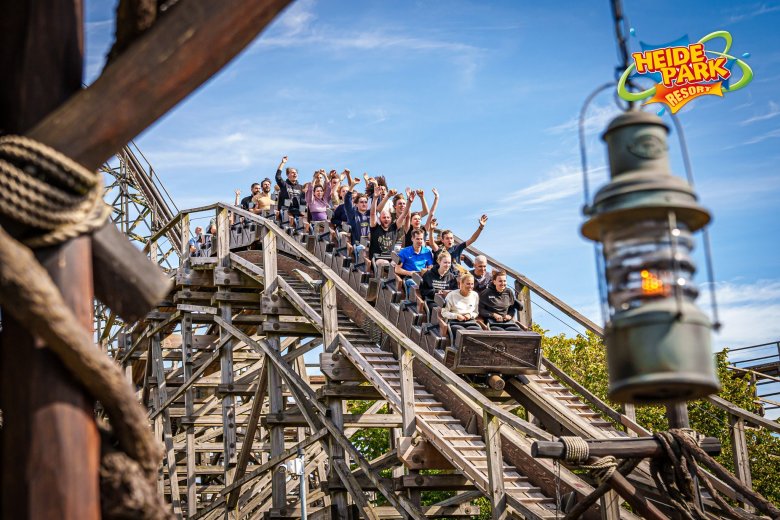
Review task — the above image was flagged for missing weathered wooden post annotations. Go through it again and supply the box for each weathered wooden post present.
[0,2,100,518]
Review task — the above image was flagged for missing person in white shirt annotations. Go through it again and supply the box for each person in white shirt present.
[440,273,481,344]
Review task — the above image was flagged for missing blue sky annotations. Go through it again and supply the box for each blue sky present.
[86,0,780,351]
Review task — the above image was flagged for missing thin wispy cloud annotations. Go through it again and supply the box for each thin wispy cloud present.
[741,128,780,145]
[141,119,372,172]
[254,0,483,86]
[740,101,780,125]
[701,279,780,351]
[546,104,620,136]
[495,164,607,215]
[726,2,780,23]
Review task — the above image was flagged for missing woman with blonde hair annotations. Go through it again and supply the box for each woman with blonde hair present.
[440,272,481,344]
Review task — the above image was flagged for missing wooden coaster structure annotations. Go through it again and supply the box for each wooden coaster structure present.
[1,1,778,519]
[110,200,776,519]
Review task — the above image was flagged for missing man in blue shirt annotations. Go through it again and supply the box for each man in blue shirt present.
[394,228,434,299]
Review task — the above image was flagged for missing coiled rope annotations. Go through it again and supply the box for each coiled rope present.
[0,135,170,519]
[651,429,780,520]
[560,436,618,485]
[0,135,111,247]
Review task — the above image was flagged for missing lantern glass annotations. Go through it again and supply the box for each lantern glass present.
[602,218,698,313]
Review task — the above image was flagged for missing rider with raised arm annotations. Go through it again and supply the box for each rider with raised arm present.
[368,180,401,274]
[274,155,305,228]
[430,214,488,267]
[343,171,371,266]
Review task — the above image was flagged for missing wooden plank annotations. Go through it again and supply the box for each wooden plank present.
[483,411,507,520]
[399,348,417,436]
[729,415,754,513]
[277,276,323,329]
[708,395,780,433]
[181,313,197,515]
[263,413,404,428]
[151,333,183,516]
[227,361,267,508]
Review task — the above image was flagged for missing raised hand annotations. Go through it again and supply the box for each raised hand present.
[432,188,439,198]
[415,189,425,197]
[479,214,488,226]
[235,189,241,196]
[405,187,412,198]
[388,188,398,196]
[281,156,288,163]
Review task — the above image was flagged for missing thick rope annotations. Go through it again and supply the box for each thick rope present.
[561,436,589,463]
[650,429,778,520]
[0,135,169,517]
[0,135,111,247]
[582,455,618,485]
[560,436,618,485]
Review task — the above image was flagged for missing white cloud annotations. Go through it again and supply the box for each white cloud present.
[546,103,620,136]
[740,101,780,125]
[700,279,780,352]
[740,128,780,145]
[277,0,317,36]
[495,164,607,214]
[253,0,482,86]
[140,119,372,172]
[726,2,780,23]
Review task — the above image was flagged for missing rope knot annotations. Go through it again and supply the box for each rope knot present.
[0,135,111,247]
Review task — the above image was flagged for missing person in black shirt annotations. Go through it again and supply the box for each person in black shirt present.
[368,180,405,274]
[274,156,305,228]
[430,214,488,266]
[236,183,262,212]
[478,270,525,331]
[419,250,459,318]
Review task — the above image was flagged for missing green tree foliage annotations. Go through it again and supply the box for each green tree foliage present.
[541,328,780,506]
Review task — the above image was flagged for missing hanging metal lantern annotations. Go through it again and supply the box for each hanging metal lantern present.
[581,110,720,404]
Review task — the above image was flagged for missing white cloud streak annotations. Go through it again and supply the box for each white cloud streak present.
[726,2,780,23]
[494,164,607,215]
[740,101,780,125]
[140,119,371,172]
[253,0,482,86]
[546,104,620,136]
[701,279,780,352]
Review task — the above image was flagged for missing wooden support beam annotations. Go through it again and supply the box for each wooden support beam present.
[181,312,197,517]
[532,437,721,459]
[215,207,237,518]
[260,227,287,512]
[226,361,268,509]
[213,317,426,520]
[483,411,507,520]
[151,333,183,516]
[0,3,100,517]
[729,414,754,513]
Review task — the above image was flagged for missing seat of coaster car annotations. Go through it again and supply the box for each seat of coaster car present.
[230,220,261,249]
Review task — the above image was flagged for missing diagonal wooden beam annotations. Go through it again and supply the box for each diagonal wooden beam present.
[214,316,427,520]
[226,359,268,508]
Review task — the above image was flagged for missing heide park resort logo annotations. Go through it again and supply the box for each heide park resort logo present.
[618,31,753,114]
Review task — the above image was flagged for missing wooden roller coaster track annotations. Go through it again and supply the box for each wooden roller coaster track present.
[102,169,777,519]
